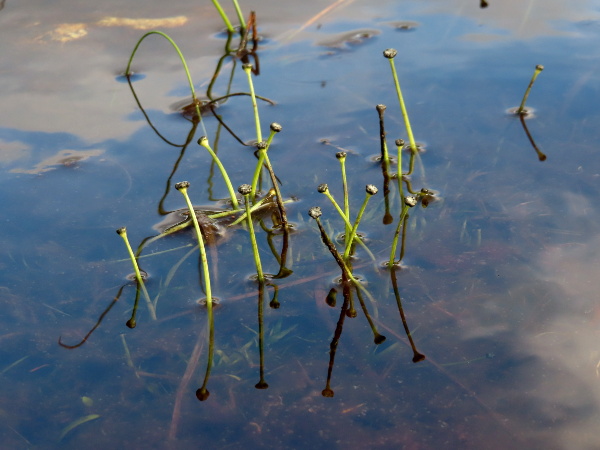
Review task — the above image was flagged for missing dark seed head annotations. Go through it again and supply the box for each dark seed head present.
[376,104,387,113]
[242,63,253,71]
[238,184,252,196]
[175,181,190,191]
[270,122,282,133]
[197,136,208,146]
[308,206,322,219]
[257,141,268,150]
[322,388,334,398]
[317,183,329,194]
[536,64,544,71]
[196,388,210,401]
[383,48,397,59]
[374,334,386,345]
[412,352,426,363]
[116,227,127,236]
[366,184,378,195]
[335,151,346,160]
[395,139,405,147]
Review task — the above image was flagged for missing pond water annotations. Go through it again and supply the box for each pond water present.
[2,0,600,448]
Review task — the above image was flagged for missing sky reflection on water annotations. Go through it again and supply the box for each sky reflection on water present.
[1,0,600,448]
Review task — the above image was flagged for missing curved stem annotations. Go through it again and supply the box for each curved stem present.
[125,31,206,136]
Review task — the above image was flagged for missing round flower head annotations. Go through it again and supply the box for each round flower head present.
[308,206,322,219]
[335,151,347,160]
[317,183,329,194]
[270,123,282,133]
[366,184,378,195]
[175,181,190,190]
[395,139,405,147]
[238,184,252,196]
[404,195,418,207]
[383,48,398,59]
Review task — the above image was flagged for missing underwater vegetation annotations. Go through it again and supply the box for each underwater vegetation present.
[57,0,548,411]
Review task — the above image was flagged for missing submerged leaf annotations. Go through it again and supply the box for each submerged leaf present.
[59,414,101,442]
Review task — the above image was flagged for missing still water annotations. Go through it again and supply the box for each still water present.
[2,0,600,448]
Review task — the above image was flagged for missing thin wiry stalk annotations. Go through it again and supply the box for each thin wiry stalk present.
[125,31,207,136]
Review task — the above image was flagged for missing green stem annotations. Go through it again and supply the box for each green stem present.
[125,31,206,136]
[116,228,157,320]
[309,211,378,312]
[211,0,235,32]
[336,152,351,248]
[250,129,277,201]
[342,193,375,260]
[239,186,264,282]
[175,183,213,312]
[231,0,246,29]
[517,64,544,115]
[319,186,376,262]
[388,204,410,266]
[243,64,262,143]
[198,136,239,209]
[385,49,417,153]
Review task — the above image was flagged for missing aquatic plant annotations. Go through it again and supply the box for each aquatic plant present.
[174,181,214,311]
[308,206,385,344]
[384,48,418,153]
[116,227,156,320]
[197,136,240,209]
[125,31,206,136]
[388,195,417,267]
[243,63,263,143]
[238,184,264,281]
[517,64,544,115]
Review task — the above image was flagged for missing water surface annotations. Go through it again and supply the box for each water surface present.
[2,0,600,448]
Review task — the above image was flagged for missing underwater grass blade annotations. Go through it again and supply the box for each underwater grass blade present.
[384,49,417,153]
[59,414,101,442]
[125,31,206,136]
[174,182,213,310]
[197,136,240,209]
[116,227,156,320]
[517,64,544,115]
